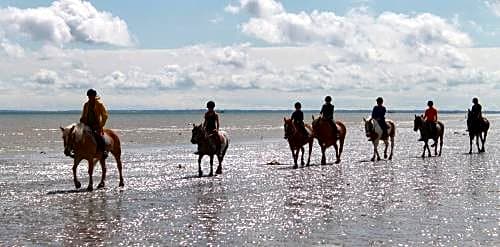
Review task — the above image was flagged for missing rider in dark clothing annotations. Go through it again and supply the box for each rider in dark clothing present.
[470,97,483,131]
[471,97,482,120]
[196,101,221,154]
[371,97,388,140]
[320,96,337,138]
[291,102,309,138]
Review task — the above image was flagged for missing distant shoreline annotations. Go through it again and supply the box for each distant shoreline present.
[0,109,499,114]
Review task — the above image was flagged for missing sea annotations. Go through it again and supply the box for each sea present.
[0,110,498,246]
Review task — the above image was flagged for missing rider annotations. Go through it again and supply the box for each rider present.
[320,96,337,138]
[371,97,388,140]
[291,102,309,138]
[471,97,482,121]
[421,100,438,141]
[80,89,108,158]
[202,101,221,152]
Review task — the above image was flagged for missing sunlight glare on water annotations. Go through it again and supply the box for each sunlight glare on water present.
[0,111,498,245]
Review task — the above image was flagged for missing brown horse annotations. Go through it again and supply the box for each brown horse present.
[190,124,229,177]
[283,118,314,168]
[363,118,396,161]
[467,109,489,154]
[311,116,347,164]
[60,123,124,191]
[413,115,444,158]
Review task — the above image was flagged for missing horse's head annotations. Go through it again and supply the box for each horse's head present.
[363,118,374,137]
[283,117,295,139]
[60,124,76,158]
[413,114,424,132]
[190,124,205,144]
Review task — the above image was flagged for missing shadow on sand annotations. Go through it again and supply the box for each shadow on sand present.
[47,188,90,195]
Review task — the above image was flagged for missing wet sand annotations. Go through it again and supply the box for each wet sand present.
[0,112,498,245]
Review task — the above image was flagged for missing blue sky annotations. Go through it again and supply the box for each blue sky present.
[1,0,499,48]
[0,0,499,110]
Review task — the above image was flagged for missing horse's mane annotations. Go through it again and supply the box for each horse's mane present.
[65,123,89,143]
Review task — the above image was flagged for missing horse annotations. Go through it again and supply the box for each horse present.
[363,118,396,162]
[283,118,314,168]
[467,109,489,154]
[190,124,229,177]
[60,123,124,191]
[311,116,347,164]
[413,115,444,158]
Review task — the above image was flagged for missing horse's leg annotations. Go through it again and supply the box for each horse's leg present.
[72,158,81,189]
[216,154,223,175]
[421,141,427,158]
[321,145,327,165]
[469,135,473,154]
[438,135,443,156]
[427,141,432,157]
[333,141,340,164]
[339,136,345,161]
[371,141,377,162]
[115,154,124,187]
[291,147,298,169]
[434,138,438,156]
[300,146,305,166]
[480,131,487,153]
[209,155,214,177]
[98,158,106,189]
[388,136,394,160]
[475,134,480,153]
[87,159,95,191]
[383,140,388,159]
[306,140,312,166]
[198,155,203,177]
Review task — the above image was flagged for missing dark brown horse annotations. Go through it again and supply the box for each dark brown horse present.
[311,116,347,164]
[467,109,489,154]
[363,118,396,161]
[60,123,124,191]
[283,118,313,168]
[413,115,444,158]
[191,124,229,177]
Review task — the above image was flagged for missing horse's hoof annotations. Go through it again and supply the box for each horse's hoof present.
[97,182,105,189]
[377,157,381,161]
[469,151,472,155]
[86,186,93,192]
[74,181,81,189]
[215,169,222,175]
[370,158,375,162]
[384,155,388,159]
[335,160,341,164]
[388,156,393,160]
[119,181,124,187]
[293,165,298,169]
[209,172,213,177]
[198,172,203,177]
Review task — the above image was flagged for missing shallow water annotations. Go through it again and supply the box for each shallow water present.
[0,111,498,245]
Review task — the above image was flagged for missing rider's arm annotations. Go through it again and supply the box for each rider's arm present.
[79,103,87,124]
[216,113,220,131]
[371,106,377,119]
[99,103,108,129]
[202,113,207,128]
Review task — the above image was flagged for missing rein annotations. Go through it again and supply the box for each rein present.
[65,127,76,158]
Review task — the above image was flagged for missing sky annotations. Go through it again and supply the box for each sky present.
[0,0,500,110]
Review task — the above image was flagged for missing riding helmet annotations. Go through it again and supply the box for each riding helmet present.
[294,102,302,109]
[427,100,434,106]
[86,89,97,97]
[472,97,478,104]
[206,101,215,109]
[325,96,332,102]
[376,97,383,104]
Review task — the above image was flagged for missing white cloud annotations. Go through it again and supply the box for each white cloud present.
[485,1,500,16]
[0,39,25,58]
[225,0,284,17]
[32,69,59,85]
[0,0,133,48]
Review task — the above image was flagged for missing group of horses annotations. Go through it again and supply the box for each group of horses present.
[59,110,489,191]
[283,112,489,168]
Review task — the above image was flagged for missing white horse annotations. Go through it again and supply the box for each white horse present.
[363,118,396,162]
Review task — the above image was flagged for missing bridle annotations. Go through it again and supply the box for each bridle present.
[64,127,76,158]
